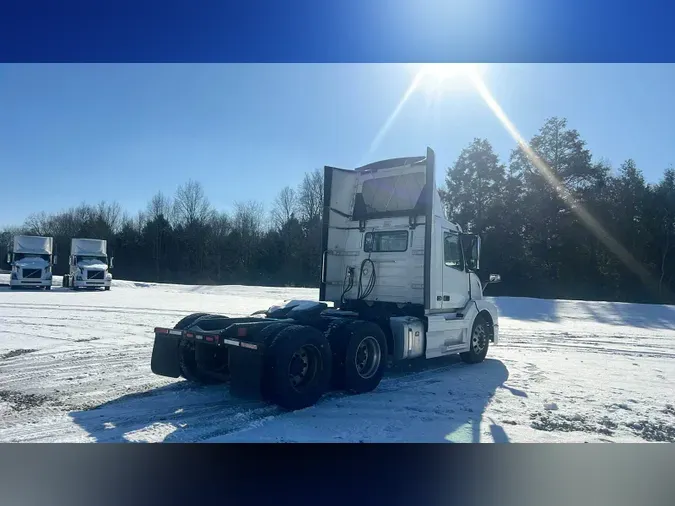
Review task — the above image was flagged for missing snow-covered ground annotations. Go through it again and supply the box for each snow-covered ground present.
[0,274,673,443]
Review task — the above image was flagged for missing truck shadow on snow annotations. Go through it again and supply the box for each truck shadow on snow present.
[68,357,516,443]
[67,382,282,443]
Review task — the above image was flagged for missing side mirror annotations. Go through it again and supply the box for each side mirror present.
[53,255,58,265]
[5,253,10,264]
[109,257,114,269]
[483,273,501,292]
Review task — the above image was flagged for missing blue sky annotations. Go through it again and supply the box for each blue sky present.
[1,63,675,227]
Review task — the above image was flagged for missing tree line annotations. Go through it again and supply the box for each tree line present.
[2,116,674,304]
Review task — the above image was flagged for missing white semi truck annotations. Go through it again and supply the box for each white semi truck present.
[6,235,57,290]
[62,238,114,290]
[150,148,501,410]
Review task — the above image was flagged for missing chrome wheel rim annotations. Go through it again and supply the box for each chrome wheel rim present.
[472,323,487,354]
[354,336,381,379]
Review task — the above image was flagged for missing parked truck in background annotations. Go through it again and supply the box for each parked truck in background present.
[6,235,57,290]
[62,238,114,290]
[150,147,501,410]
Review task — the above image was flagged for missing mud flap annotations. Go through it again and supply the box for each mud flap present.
[228,346,264,400]
[150,335,182,378]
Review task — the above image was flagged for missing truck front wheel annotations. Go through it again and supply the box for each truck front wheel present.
[460,314,490,364]
[264,325,332,410]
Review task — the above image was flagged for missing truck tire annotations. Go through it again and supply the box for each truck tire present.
[45,286,51,291]
[460,314,490,364]
[324,318,354,387]
[62,275,70,288]
[178,340,222,384]
[174,313,209,331]
[330,320,388,394]
[263,325,332,410]
[173,313,220,384]
[105,286,110,291]
[259,322,292,348]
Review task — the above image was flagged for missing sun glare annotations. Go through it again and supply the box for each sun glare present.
[412,63,485,99]
[365,63,655,296]
[417,63,480,81]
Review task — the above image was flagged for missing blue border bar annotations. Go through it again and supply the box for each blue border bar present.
[1,0,675,63]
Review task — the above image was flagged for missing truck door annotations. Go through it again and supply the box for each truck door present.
[441,228,470,310]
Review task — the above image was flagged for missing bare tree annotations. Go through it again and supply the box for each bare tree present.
[209,211,231,239]
[146,191,173,222]
[97,201,123,234]
[24,212,50,236]
[231,200,265,272]
[233,200,265,237]
[297,169,323,224]
[173,180,213,227]
[270,186,298,231]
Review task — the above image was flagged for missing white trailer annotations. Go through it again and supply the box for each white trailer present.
[150,148,501,410]
[7,235,57,290]
[62,238,114,290]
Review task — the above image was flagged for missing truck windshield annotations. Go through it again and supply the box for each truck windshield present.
[77,256,107,262]
[364,230,408,252]
[14,253,50,262]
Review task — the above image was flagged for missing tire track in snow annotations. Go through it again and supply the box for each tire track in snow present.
[0,346,477,443]
[0,302,251,319]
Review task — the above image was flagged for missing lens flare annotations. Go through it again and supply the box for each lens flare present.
[364,64,662,295]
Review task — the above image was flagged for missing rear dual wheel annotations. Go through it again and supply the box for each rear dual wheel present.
[325,320,387,394]
[174,313,228,384]
[263,325,332,411]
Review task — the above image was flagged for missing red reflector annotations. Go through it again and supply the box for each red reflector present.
[185,332,194,338]
[155,328,169,334]
[205,336,214,342]
[237,328,247,337]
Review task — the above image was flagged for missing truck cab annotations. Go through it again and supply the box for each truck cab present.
[62,238,114,290]
[320,148,500,360]
[7,235,56,290]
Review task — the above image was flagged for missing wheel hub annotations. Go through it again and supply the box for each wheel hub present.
[287,345,319,390]
[354,336,381,379]
[289,349,309,386]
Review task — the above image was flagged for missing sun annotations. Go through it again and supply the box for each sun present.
[418,63,480,81]
[409,63,485,100]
